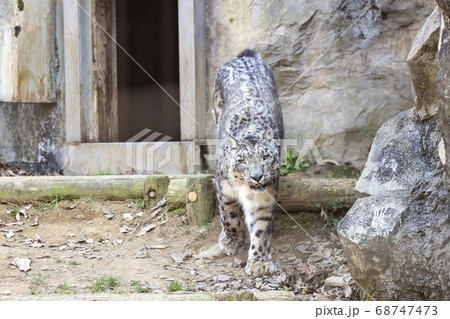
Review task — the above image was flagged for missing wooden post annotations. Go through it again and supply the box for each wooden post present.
[186,177,215,226]
[178,0,206,140]
[144,175,169,209]
[90,0,118,142]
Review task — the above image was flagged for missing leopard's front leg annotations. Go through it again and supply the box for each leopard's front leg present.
[217,180,246,255]
[242,192,277,276]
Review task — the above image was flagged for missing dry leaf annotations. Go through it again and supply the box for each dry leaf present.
[119,226,133,233]
[343,273,353,283]
[30,243,44,248]
[324,276,346,287]
[0,228,22,234]
[134,248,149,258]
[122,213,134,221]
[35,255,51,259]
[16,209,28,221]
[274,272,287,284]
[149,245,166,249]
[296,244,309,254]
[136,224,156,237]
[12,257,32,272]
[103,209,115,220]
[113,239,123,246]
[344,285,352,297]
[330,232,339,242]
[150,207,162,218]
[171,251,193,264]
[194,244,224,259]
[83,253,102,260]
[30,217,39,227]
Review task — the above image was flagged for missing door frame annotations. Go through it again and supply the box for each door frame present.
[61,0,204,174]
[63,0,118,143]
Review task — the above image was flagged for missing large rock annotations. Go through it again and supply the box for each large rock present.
[205,0,435,168]
[436,0,450,176]
[338,5,450,300]
[407,7,440,120]
[338,110,450,300]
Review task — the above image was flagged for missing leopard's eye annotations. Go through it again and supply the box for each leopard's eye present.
[263,154,270,160]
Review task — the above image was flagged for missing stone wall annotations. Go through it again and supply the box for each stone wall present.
[205,0,435,168]
[0,0,65,174]
[0,102,63,174]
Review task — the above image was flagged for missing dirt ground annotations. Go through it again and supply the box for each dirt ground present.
[0,199,359,301]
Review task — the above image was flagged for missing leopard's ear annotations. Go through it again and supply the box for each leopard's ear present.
[227,135,239,149]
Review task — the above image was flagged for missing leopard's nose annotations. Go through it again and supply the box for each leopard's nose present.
[251,174,263,183]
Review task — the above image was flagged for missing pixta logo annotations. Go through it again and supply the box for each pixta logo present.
[126,129,172,173]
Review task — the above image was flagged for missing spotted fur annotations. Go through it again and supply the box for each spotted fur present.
[214,49,284,276]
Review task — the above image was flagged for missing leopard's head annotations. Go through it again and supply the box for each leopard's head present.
[227,130,280,191]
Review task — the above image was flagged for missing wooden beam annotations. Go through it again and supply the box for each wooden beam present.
[63,0,82,142]
[0,175,364,214]
[178,0,206,140]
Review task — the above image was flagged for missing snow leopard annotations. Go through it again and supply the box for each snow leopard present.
[214,49,284,276]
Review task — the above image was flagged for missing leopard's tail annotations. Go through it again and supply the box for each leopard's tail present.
[237,48,261,60]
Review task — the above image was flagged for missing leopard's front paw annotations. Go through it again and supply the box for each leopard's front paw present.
[245,260,277,277]
[218,231,244,256]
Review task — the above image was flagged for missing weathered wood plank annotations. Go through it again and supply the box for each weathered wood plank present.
[63,0,82,142]
[91,0,118,142]
[178,0,206,140]
[144,175,169,209]
[0,0,56,102]
[186,176,215,225]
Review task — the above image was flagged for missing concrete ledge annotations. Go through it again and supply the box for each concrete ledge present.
[63,142,197,175]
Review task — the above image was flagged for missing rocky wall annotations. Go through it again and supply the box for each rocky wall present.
[205,0,435,168]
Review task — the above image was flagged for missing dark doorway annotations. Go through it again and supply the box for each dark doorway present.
[116,0,180,142]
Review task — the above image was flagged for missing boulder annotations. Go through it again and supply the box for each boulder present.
[338,5,450,300]
[338,110,450,300]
